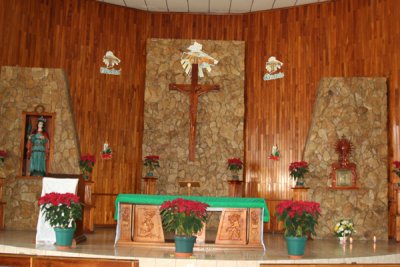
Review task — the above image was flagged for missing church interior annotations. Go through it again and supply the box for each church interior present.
[1,0,400,266]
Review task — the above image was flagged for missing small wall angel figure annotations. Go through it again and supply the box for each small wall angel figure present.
[101,142,112,160]
[268,144,280,161]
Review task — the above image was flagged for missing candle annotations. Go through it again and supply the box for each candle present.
[349,237,353,244]
[373,236,376,243]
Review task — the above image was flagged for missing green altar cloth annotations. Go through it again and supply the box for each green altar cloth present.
[115,194,269,222]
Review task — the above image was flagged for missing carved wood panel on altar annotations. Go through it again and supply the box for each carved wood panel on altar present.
[133,205,164,242]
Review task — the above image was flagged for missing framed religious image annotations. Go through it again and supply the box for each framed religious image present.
[18,109,55,178]
[335,169,352,187]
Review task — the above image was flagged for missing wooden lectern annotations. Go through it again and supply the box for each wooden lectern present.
[178,181,200,196]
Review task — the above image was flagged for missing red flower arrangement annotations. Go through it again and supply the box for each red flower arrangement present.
[227,158,243,171]
[160,198,208,237]
[79,154,96,180]
[289,161,309,180]
[275,200,321,237]
[38,192,82,228]
[393,161,400,177]
[0,150,7,162]
[144,155,160,176]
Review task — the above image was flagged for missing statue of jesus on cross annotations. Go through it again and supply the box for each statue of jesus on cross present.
[169,63,220,161]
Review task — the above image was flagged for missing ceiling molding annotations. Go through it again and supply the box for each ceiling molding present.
[98,0,331,14]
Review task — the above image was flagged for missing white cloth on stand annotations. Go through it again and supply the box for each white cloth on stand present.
[36,177,79,244]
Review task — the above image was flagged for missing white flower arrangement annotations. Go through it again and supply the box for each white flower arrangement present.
[334,219,356,237]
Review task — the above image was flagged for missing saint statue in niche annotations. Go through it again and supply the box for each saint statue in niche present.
[26,116,50,176]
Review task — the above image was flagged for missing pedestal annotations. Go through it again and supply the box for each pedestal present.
[0,178,5,229]
[83,180,95,233]
[227,180,243,197]
[178,181,200,196]
[142,177,158,195]
[291,187,310,201]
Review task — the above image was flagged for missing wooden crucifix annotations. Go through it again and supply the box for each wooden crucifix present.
[169,64,220,161]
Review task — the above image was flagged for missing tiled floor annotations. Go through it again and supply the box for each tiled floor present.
[1,228,400,266]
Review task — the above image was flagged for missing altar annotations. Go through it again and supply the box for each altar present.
[114,194,269,250]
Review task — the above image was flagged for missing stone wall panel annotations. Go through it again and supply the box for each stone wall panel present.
[143,39,244,197]
[0,66,81,230]
[304,77,388,240]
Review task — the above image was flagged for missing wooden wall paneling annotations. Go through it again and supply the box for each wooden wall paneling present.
[0,254,31,267]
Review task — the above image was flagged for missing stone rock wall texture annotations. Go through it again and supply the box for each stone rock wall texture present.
[304,77,388,240]
[0,66,80,230]
[143,39,245,196]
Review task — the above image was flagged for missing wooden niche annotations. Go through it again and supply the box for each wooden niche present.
[329,136,358,189]
[19,107,55,178]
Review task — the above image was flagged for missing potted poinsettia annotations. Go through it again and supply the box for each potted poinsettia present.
[393,161,400,178]
[227,158,243,180]
[289,161,309,187]
[144,155,160,177]
[38,192,82,246]
[275,200,321,258]
[0,150,7,165]
[160,198,208,257]
[79,154,96,180]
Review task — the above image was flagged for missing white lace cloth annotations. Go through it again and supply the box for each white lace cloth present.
[35,177,78,244]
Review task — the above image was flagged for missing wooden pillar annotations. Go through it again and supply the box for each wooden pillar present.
[83,180,95,233]
[227,180,243,197]
[395,183,400,241]
[142,177,158,195]
[246,178,259,197]
[0,178,5,229]
[291,187,310,201]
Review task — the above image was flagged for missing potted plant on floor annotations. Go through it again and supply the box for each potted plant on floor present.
[160,198,208,257]
[38,192,82,247]
[334,219,356,243]
[276,200,321,259]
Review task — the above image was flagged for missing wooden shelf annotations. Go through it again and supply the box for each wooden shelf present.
[328,186,359,190]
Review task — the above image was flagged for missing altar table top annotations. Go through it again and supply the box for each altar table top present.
[115,194,269,222]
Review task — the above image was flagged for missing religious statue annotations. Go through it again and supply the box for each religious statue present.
[27,116,49,176]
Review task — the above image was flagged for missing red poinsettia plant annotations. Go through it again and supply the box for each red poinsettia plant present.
[275,200,321,237]
[38,192,82,228]
[79,154,96,180]
[144,155,160,170]
[289,161,309,180]
[393,161,400,177]
[0,150,7,162]
[227,158,243,171]
[160,198,208,237]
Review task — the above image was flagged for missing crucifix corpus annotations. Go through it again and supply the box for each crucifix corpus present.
[169,64,220,161]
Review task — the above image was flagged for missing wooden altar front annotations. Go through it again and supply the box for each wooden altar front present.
[114,194,269,250]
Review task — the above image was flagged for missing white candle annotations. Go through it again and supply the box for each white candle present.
[349,237,353,244]
[373,236,376,243]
